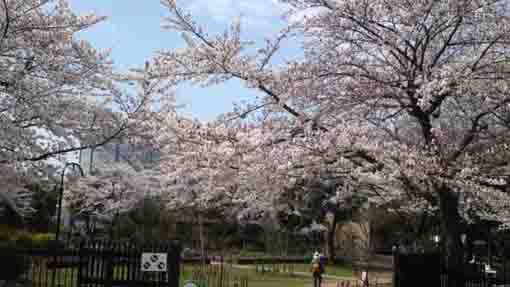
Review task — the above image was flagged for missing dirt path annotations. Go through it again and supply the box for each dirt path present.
[230,264,392,286]
[231,264,353,280]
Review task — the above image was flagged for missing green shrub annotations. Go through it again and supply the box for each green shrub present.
[0,224,22,241]
[0,227,62,283]
[0,225,57,248]
[0,229,59,282]
[31,233,55,248]
[0,227,11,241]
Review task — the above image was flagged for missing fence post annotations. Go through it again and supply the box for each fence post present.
[219,256,224,287]
[76,240,84,287]
[392,245,398,287]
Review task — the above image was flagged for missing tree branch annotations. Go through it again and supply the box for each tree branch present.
[429,16,463,69]
[448,98,510,162]
[1,0,9,42]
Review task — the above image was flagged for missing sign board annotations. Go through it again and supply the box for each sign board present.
[361,271,367,281]
[361,271,369,287]
[183,281,199,287]
[141,253,167,272]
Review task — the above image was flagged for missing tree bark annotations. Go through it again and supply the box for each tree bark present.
[198,212,206,266]
[438,185,464,287]
[327,213,338,263]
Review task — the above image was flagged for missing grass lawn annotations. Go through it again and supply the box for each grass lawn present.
[28,260,328,287]
[228,263,392,286]
[26,259,76,287]
[26,259,381,287]
[284,263,354,277]
[235,272,329,287]
[181,264,347,287]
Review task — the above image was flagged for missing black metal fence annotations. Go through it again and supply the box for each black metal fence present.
[0,240,180,287]
[181,263,249,287]
[393,251,510,287]
[393,252,440,287]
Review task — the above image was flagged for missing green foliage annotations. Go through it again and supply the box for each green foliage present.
[28,183,57,232]
[0,224,56,248]
[238,250,268,258]
[0,224,27,241]
[114,197,176,243]
[0,191,24,226]
[30,233,56,247]
[0,225,59,282]
[0,224,14,241]
[0,180,57,229]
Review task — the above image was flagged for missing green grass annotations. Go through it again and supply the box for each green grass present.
[230,263,392,286]
[280,263,354,277]
[26,259,76,287]
[25,260,359,287]
[181,263,347,287]
[237,272,320,287]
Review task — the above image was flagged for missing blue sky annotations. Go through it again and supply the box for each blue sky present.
[68,0,298,121]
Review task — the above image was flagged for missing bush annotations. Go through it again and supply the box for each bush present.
[0,225,57,248]
[0,224,22,241]
[31,233,55,248]
[0,229,58,283]
[0,227,62,283]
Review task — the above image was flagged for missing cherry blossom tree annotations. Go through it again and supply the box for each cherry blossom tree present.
[154,115,291,261]
[65,162,163,218]
[0,165,34,221]
[150,0,510,284]
[0,1,153,167]
[0,0,160,217]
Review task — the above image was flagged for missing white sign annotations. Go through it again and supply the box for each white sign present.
[141,253,167,272]
[183,281,199,287]
[361,271,368,282]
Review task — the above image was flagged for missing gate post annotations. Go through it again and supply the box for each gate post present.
[167,242,181,287]
[105,242,114,287]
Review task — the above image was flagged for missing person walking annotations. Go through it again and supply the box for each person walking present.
[311,251,325,287]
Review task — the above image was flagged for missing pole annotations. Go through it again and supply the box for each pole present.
[56,162,84,242]
[52,163,84,287]
[488,224,492,268]
[392,245,399,287]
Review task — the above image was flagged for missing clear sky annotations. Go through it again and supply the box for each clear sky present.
[68,0,297,121]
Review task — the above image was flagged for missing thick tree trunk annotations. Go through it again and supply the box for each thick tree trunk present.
[198,212,206,266]
[438,186,464,287]
[327,213,338,263]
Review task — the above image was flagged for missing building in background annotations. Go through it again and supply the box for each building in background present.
[79,140,160,175]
